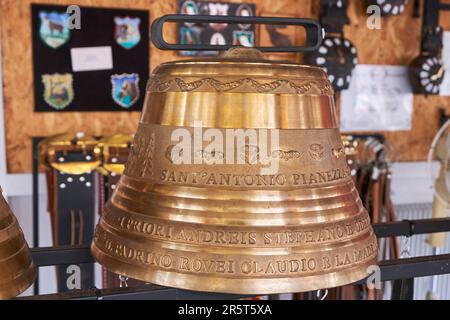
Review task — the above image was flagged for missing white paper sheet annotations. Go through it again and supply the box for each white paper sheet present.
[439,32,450,96]
[70,46,113,72]
[340,65,414,132]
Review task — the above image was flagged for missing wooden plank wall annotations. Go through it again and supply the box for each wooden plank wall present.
[0,0,449,173]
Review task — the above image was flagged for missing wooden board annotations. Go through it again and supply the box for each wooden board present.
[342,0,450,162]
[0,0,174,173]
[0,0,449,172]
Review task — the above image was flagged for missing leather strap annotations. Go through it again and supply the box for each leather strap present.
[48,151,96,292]
[385,170,400,259]
[421,0,443,55]
[392,278,415,300]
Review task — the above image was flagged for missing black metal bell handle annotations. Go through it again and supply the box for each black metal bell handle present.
[151,14,323,53]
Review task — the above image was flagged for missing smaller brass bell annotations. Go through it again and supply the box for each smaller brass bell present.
[97,134,133,176]
[0,188,36,299]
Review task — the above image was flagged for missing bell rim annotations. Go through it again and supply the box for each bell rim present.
[91,242,378,295]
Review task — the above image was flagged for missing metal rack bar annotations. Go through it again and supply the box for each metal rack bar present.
[19,284,252,300]
[373,217,450,238]
[31,245,94,266]
[440,3,450,11]
[358,253,450,284]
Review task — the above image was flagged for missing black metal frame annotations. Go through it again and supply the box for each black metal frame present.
[32,137,41,295]
[19,217,450,300]
[440,3,450,11]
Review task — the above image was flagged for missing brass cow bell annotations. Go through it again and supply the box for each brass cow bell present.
[92,35,378,293]
[0,188,36,299]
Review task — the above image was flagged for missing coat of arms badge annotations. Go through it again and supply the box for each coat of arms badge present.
[42,73,74,110]
[39,11,71,49]
[114,17,141,49]
[233,30,254,47]
[111,73,140,108]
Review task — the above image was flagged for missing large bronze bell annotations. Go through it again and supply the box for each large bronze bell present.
[92,42,378,294]
[0,188,36,299]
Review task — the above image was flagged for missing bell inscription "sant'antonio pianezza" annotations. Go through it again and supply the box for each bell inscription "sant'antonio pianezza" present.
[91,47,378,294]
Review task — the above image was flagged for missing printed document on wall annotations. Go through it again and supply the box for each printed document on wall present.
[340,65,414,132]
[440,32,450,96]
